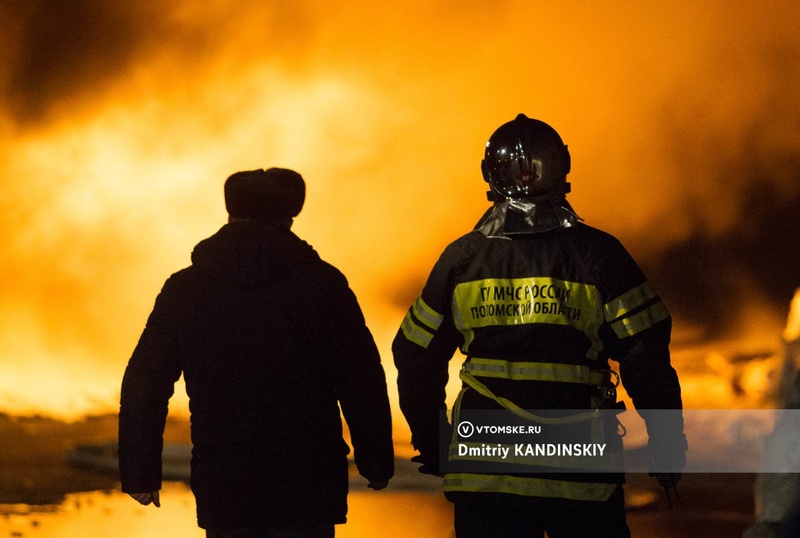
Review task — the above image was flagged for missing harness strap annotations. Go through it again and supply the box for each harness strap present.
[459,368,602,425]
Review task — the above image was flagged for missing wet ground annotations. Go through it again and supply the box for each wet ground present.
[625,472,756,537]
[0,412,760,537]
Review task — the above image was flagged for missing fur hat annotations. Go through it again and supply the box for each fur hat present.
[224,168,305,220]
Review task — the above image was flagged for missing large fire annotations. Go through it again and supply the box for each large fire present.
[0,1,799,420]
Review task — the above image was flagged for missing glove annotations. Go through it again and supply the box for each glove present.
[652,472,681,489]
[649,472,682,508]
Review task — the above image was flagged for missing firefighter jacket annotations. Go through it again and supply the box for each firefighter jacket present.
[119,220,394,529]
[393,219,686,502]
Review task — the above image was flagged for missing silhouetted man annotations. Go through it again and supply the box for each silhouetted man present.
[119,168,394,537]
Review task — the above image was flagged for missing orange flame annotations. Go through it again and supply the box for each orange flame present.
[0,0,799,419]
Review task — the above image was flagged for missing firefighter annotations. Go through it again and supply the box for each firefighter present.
[393,114,687,537]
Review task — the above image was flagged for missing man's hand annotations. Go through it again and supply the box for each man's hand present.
[128,491,161,507]
[367,481,388,491]
[411,454,442,477]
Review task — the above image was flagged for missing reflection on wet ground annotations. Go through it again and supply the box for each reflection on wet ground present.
[0,483,454,538]
[0,413,759,538]
[0,475,757,538]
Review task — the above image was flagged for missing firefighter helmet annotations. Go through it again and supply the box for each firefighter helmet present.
[481,114,571,201]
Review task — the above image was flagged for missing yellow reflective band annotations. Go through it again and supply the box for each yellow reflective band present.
[411,295,444,331]
[466,358,606,385]
[610,301,670,339]
[452,277,604,358]
[443,473,617,501]
[453,277,601,329]
[400,311,434,348]
[603,282,657,322]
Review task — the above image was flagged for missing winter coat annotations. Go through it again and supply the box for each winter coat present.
[119,220,393,529]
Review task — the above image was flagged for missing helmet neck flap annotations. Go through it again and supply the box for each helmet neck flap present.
[475,197,581,237]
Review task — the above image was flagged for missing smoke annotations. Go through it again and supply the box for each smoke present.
[0,0,798,416]
[641,40,800,339]
[0,1,324,127]
[1,1,171,124]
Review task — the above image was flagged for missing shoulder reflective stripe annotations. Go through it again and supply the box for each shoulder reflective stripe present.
[452,277,604,359]
[610,301,670,339]
[412,295,444,331]
[400,310,434,348]
[467,358,606,385]
[603,282,657,322]
[443,473,617,501]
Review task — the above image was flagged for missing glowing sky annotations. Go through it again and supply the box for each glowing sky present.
[0,0,798,418]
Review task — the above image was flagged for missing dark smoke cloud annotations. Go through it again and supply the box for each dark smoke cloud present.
[643,43,800,338]
[1,1,154,123]
[648,183,800,338]
[0,0,278,126]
